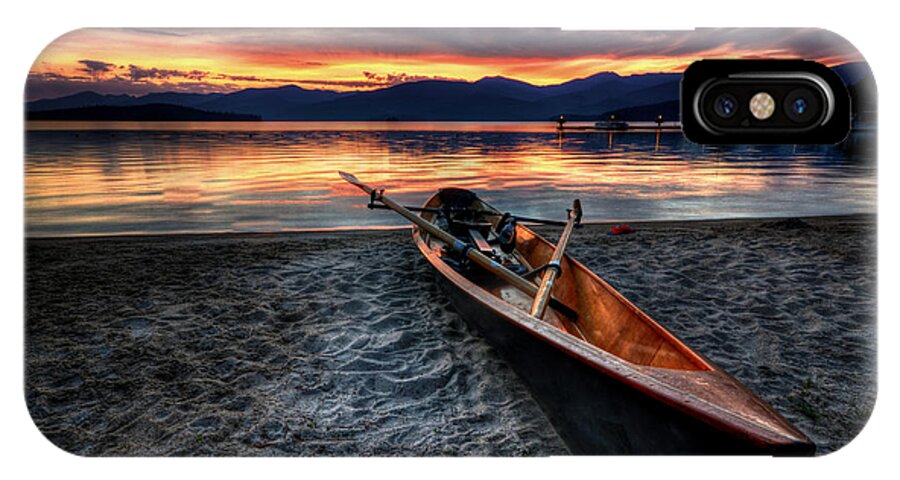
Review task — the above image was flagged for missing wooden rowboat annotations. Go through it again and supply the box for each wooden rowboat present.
[414,190,814,455]
[339,173,814,455]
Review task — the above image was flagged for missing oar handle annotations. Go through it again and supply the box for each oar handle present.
[530,199,581,318]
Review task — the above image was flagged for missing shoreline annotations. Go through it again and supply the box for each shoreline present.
[25,212,876,242]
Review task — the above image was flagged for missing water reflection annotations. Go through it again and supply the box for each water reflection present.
[25,122,875,237]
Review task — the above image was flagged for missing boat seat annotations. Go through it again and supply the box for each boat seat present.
[453,219,492,230]
[450,219,492,237]
[467,228,494,255]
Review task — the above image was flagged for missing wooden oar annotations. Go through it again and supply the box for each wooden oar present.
[339,171,578,319]
[530,199,582,319]
[365,203,571,227]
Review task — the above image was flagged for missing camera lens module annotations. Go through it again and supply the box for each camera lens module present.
[713,94,738,118]
[683,60,849,143]
[784,88,820,123]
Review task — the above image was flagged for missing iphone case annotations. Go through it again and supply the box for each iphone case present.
[24,28,876,456]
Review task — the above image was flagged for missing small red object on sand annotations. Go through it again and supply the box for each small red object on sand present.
[608,224,636,235]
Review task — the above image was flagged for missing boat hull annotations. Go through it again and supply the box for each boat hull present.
[407,188,813,455]
[436,269,769,454]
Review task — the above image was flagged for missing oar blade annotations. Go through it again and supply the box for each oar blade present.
[338,171,363,186]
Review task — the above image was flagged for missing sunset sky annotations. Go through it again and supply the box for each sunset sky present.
[26,28,864,100]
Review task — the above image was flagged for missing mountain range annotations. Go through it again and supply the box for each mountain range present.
[25,63,873,122]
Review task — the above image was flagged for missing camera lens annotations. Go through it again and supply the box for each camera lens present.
[784,88,819,123]
[791,98,808,116]
[713,94,738,118]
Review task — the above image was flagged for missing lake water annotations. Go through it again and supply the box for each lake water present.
[25,121,876,237]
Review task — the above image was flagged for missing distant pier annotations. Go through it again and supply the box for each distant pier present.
[556,123,682,133]
[554,114,681,133]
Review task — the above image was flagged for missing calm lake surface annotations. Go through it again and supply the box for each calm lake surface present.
[25,121,876,237]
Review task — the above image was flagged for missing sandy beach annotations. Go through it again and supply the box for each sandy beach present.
[25,215,876,456]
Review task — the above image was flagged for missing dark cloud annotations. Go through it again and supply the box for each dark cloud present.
[30,71,87,82]
[361,71,464,86]
[219,74,262,82]
[77,59,116,77]
[127,65,208,82]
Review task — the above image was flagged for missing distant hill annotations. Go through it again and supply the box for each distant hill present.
[27,91,135,111]
[24,64,873,122]
[536,74,680,116]
[286,79,546,120]
[277,74,683,120]
[470,76,549,101]
[195,85,350,120]
[26,103,261,122]
[26,91,226,111]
